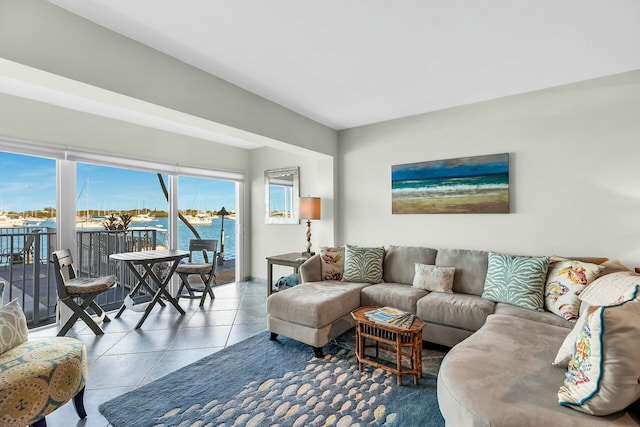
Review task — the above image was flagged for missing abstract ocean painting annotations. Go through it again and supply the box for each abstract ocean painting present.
[392,153,509,214]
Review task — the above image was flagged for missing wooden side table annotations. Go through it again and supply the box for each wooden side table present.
[266,252,310,295]
[351,306,425,386]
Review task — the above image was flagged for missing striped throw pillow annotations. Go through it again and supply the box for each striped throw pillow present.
[482,252,550,311]
[342,244,384,284]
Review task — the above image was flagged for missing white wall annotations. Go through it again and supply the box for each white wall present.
[249,147,335,280]
[338,71,640,267]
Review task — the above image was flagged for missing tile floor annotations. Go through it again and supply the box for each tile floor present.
[29,279,268,427]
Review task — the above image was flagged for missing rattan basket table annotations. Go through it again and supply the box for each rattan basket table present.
[351,306,425,385]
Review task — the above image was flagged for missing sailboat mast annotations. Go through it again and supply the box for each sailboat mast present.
[87,178,90,219]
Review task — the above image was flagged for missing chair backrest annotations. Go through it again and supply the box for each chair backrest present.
[188,239,218,267]
[22,233,36,253]
[51,249,77,299]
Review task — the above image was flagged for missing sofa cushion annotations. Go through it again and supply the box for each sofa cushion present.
[544,257,603,322]
[383,245,437,285]
[412,264,455,293]
[482,252,549,311]
[319,246,345,281]
[558,294,640,416]
[342,244,385,284]
[267,281,369,329]
[0,300,29,354]
[417,292,495,332]
[360,283,428,314]
[435,248,488,296]
[493,303,573,329]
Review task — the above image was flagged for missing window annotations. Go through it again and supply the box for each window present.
[0,151,57,324]
[177,176,237,267]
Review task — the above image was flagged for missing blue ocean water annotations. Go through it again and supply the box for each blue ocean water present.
[36,217,236,259]
[392,174,508,198]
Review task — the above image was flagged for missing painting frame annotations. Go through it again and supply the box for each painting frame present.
[391,153,510,214]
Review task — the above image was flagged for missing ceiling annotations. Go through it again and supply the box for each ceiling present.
[43,0,640,131]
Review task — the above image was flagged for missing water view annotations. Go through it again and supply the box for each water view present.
[30,216,236,260]
[0,150,239,329]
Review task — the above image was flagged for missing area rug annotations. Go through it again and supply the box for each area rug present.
[99,331,445,427]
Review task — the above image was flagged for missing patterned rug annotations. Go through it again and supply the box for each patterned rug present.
[99,330,447,427]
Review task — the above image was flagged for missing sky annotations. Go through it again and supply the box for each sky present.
[391,153,509,182]
[0,152,236,213]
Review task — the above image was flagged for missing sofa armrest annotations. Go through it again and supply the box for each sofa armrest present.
[299,254,322,283]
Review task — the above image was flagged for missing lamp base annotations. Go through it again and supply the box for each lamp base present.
[302,251,315,257]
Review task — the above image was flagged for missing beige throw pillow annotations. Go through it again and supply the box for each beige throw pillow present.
[412,264,455,293]
[578,271,640,305]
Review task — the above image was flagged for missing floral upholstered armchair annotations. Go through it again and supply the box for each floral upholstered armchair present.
[0,281,88,427]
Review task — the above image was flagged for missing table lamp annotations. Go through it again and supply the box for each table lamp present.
[299,197,321,255]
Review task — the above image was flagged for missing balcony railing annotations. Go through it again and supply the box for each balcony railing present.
[0,226,162,328]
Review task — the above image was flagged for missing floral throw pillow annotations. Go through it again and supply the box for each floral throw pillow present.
[558,287,640,415]
[320,246,345,281]
[0,299,29,354]
[412,264,455,293]
[544,257,604,322]
[342,244,384,284]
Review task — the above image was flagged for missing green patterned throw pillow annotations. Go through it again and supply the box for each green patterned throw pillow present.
[342,244,385,283]
[0,299,29,354]
[482,252,550,311]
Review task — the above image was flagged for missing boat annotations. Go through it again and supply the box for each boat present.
[0,211,27,228]
[75,215,103,229]
[185,210,212,225]
[131,212,155,222]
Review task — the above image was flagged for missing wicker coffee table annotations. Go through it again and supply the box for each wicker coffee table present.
[351,306,425,385]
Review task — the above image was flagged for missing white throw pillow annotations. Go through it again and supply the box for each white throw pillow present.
[412,264,455,293]
[578,271,640,305]
[558,290,640,415]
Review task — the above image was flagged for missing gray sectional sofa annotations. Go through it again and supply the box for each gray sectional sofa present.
[266,245,640,426]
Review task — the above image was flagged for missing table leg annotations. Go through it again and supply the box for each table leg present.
[417,333,423,379]
[267,260,274,296]
[140,261,186,314]
[358,327,365,372]
[115,262,151,318]
[396,334,403,386]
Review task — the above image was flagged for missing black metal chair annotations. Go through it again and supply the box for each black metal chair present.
[51,249,116,336]
[175,239,218,306]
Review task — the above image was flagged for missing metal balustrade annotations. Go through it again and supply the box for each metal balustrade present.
[0,227,161,328]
